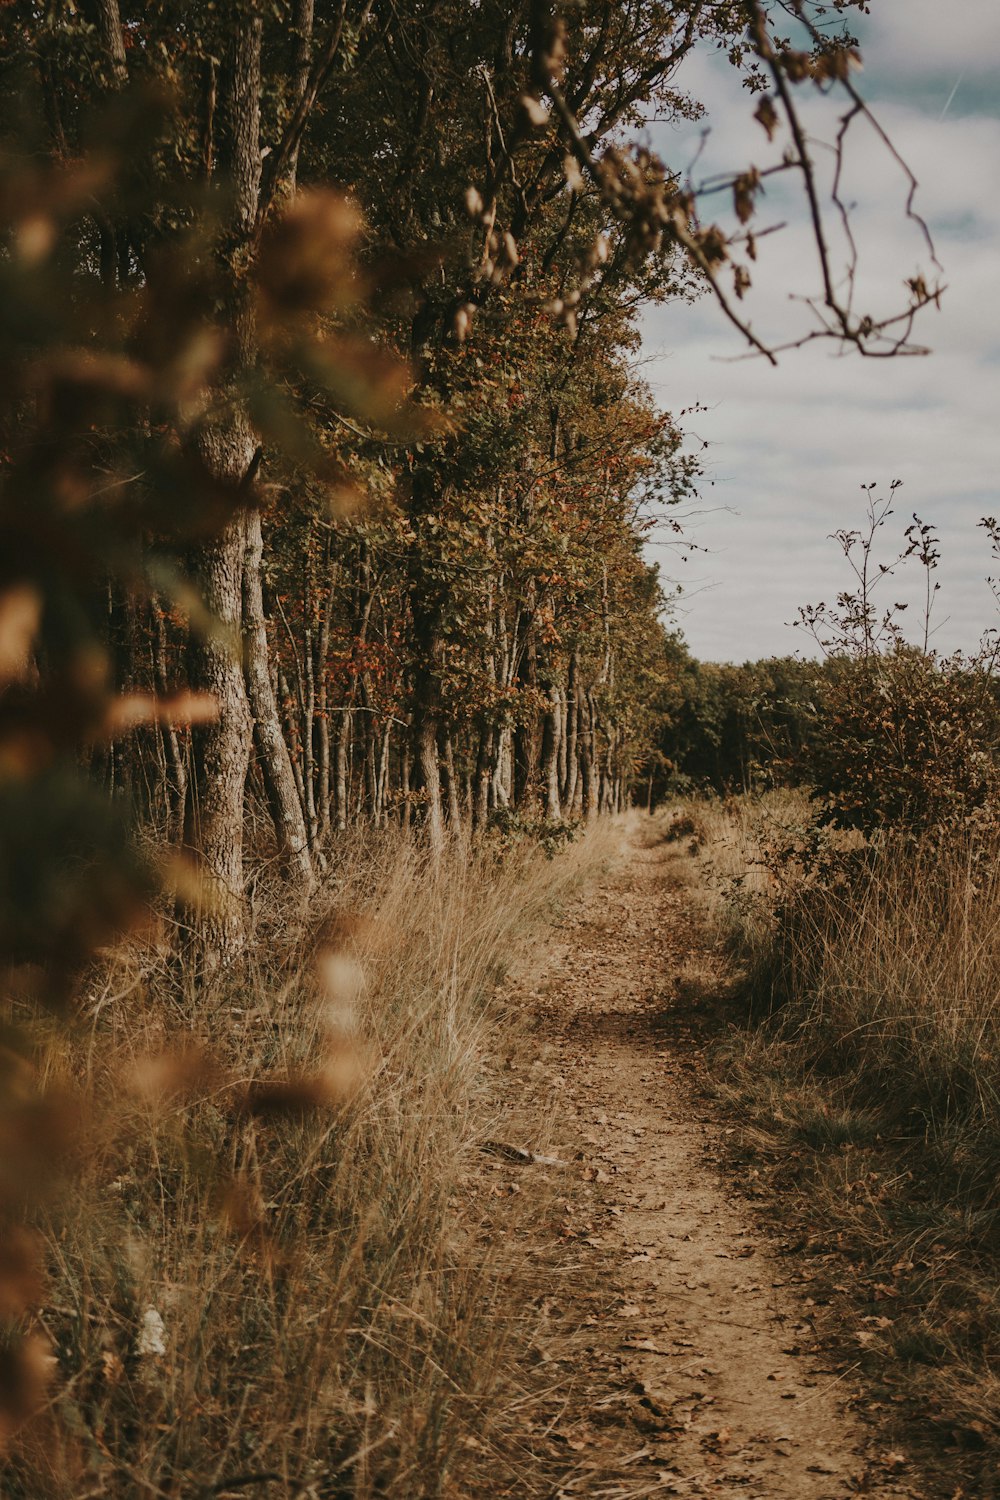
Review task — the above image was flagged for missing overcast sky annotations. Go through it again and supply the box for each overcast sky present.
[643,0,1000,663]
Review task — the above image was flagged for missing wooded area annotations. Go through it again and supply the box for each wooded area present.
[5,2,981,1494]
[2,0,712,966]
[0,0,935,966]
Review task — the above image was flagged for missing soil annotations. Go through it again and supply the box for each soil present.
[498,819,928,1499]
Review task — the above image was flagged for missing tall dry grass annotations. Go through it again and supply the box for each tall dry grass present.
[678,793,1000,1477]
[770,836,1000,1140]
[692,795,1000,1145]
[2,824,614,1498]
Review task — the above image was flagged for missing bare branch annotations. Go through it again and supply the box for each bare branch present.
[524,0,941,362]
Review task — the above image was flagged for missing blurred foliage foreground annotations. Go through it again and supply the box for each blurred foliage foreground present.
[0,109,379,1488]
[0,125,600,1473]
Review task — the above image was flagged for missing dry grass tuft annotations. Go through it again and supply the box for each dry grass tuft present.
[2,824,614,1498]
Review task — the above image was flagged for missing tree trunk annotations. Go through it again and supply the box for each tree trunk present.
[92,0,128,85]
[286,0,315,192]
[243,509,312,884]
[443,734,462,831]
[415,702,444,849]
[182,8,263,966]
[315,538,336,837]
[334,708,351,832]
[363,702,378,818]
[152,595,187,841]
[564,648,580,813]
[183,509,254,966]
[542,686,561,822]
[491,725,511,809]
[512,618,538,809]
[301,552,318,842]
[400,724,412,829]
[316,699,331,836]
[408,576,445,847]
[578,688,597,823]
[278,666,308,816]
[375,719,392,826]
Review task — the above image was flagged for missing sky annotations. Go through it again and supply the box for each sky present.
[642,0,1000,664]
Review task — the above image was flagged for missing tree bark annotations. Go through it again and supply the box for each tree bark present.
[300,544,318,841]
[182,7,263,966]
[408,583,445,848]
[473,723,493,829]
[243,509,313,884]
[152,595,187,841]
[400,723,413,829]
[495,726,512,807]
[315,536,336,836]
[278,666,308,815]
[443,734,462,830]
[285,0,315,192]
[375,719,391,826]
[556,683,568,801]
[578,687,597,823]
[91,0,127,85]
[564,647,580,813]
[363,697,378,817]
[183,508,254,966]
[512,607,538,809]
[415,697,444,848]
[542,686,561,822]
[334,707,351,832]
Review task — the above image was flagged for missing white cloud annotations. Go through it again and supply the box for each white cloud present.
[640,8,1000,663]
[864,0,1000,79]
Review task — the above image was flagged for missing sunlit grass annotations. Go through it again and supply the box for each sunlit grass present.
[3,823,615,1498]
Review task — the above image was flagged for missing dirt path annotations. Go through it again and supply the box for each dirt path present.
[505,820,922,1499]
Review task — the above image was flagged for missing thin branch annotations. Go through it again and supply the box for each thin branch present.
[254,0,377,235]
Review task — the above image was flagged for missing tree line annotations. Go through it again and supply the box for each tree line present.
[656,492,1000,840]
[0,0,935,970]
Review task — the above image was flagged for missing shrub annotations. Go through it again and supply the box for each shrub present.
[796,485,1000,841]
[810,649,1000,839]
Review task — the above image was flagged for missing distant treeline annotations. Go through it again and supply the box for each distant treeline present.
[653,643,819,796]
[653,640,1000,817]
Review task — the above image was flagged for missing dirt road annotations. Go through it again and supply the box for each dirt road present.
[503,819,922,1499]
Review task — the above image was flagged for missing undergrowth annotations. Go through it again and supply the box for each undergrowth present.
[2,823,614,1498]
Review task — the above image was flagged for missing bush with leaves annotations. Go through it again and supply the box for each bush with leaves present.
[796,485,1000,841]
[807,649,1000,838]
